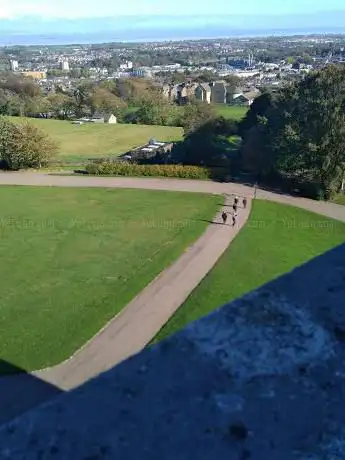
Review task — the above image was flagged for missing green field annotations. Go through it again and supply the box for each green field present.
[154,200,345,342]
[215,105,248,120]
[334,194,345,205]
[0,186,219,373]
[10,117,183,163]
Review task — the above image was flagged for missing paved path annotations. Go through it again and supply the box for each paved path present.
[0,188,251,424]
[0,172,344,424]
[0,172,344,221]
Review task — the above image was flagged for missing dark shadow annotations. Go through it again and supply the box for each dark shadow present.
[196,219,226,225]
[0,360,62,426]
[217,203,247,208]
[1,245,345,457]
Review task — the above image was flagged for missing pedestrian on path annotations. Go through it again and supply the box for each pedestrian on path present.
[232,214,237,227]
[222,212,228,225]
[234,196,239,206]
[233,203,238,213]
[243,197,247,209]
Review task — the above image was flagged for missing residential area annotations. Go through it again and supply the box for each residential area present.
[1,34,345,113]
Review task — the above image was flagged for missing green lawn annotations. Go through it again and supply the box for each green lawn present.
[333,194,345,205]
[0,186,219,373]
[9,117,183,163]
[153,200,345,342]
[215,105,248,120]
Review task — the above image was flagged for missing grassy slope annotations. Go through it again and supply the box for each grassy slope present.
[0,186,219,373]
[154,200,345,342]
[9,117,183,163]
[214,105,248,120]
[333,195,345,205]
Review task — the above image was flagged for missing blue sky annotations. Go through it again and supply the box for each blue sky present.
[0,0,344,18]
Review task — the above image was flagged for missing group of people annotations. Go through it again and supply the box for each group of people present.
[221,195,247,227]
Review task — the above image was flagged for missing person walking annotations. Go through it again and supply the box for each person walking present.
[233,203,238,213]
[234,196,239,206]
[222,211,228,225]
[243,197,247,209]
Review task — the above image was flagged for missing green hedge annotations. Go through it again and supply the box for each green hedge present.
[86,162,210,179]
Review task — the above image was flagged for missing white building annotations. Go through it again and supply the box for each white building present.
[61,60,69,71]
[119,61,133,70]
[10,60,19,71]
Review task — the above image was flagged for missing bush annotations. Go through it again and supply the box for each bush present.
[0,117,57,170]
[86,161,210,180]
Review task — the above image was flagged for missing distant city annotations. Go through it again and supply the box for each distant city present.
[1,35,345,101]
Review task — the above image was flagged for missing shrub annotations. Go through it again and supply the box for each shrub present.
[0,118,57,170]
[85,161,210,180]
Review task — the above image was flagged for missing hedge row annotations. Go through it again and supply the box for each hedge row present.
[86,162,210,179]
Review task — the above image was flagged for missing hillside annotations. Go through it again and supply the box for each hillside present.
[9,117,183,163]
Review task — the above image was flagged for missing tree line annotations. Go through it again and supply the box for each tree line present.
[0,73,219,130]
[239,64,345,199]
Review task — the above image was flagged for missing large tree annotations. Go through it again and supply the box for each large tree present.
[134,89,174,126]
[89,87,127,115]
[240,65,345,198]
[179,100,216,135]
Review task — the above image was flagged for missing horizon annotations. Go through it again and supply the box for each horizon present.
[0,0,344,19]
[1,1,345,46]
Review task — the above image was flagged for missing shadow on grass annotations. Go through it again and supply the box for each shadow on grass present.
[0,360,62,425]
[196,219,225,225]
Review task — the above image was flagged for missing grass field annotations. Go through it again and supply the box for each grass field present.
[0,186,219,373]
[153,200,345,342]
[333,194,345,205]
[215,105,248,120]
[9,117,183,163]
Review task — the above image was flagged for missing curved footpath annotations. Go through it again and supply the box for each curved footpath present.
[0,171,344,424]
[0,171,344,221]
[0,188,251,424]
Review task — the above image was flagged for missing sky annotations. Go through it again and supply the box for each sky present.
[0,0,344,19]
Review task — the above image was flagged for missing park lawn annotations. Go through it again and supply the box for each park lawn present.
[333,194,345,205]
[215,105,248,120]
[9,117,183,163]
[153,200,345,342]
[0,186,219,373]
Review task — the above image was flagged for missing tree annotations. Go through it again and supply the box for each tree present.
[89,87,127,115]
[240,65,345,199]
[179,116,238,167]
[73,84,92,118]
[195,71,217,83]
[47,93,74,119]
[134,90,174,126]
[0,118,57,170]
[24,95,52,117]
[179,100,216,135]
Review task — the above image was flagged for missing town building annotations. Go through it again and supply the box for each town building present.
[10,60,19,71]
[61,60,69,71]
[119,61,133,70]
[195,83,212,104]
